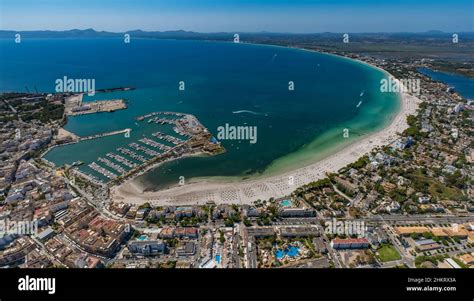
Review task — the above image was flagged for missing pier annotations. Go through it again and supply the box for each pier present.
[95,87,135,93]
[138,137,171,151]
[79,129,131,142]
[135,111,184,121]
[148,116,176,125]
[97,157,126,174]
[117,147,148,163]
[88,162,117,179]
[128,142,160,157]
[106,153,137,169]
[152,131,185,145]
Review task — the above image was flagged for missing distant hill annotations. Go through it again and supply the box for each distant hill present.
[0,28,119,38]
[1,29,473,41]
[0,29,222,39]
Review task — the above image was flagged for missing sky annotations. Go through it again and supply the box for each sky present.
[0,0,473,33]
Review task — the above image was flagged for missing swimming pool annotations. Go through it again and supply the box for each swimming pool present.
[137,234,148,241]
[275,245,299,260]
[280,199,293,207]
[215,254,221,264]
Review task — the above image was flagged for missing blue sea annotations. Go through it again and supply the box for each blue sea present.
[0,38,400,189]
[417,67,474,100]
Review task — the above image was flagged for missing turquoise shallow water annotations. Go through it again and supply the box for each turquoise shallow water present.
[0,38,400,188]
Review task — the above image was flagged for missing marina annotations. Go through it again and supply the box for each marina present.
[138,137,172,152]
[88,162,117,180]
[117,148,148,163]
[152,131,185,145]
[97,157,126,174]
[128,142,160,157]
[106,153,137,169]
[46,110,225,185]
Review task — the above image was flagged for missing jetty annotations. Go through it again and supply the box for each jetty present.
[139,137,171,151]
[79,129,131,142]
[128,142,160,157]
[135,111,184,121]
[88,162,117,179]
[152,131,185,145]
[97,157,126,174]
[95,87,135,93]
[106,153,137,169]
[148,116,176,125]
[117,147,148,163]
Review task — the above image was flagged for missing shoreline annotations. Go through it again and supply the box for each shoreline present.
[133,42,400,188]
[138,107,398,190]
[111,50,421,205]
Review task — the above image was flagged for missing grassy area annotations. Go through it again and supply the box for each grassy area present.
[428,180,464,201]
[377,244,402,262]
[407,169,464,201]
[414,254,447,268]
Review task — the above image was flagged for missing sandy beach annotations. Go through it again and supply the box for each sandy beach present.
[111,71,421,206]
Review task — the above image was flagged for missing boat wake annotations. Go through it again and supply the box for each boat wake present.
[270,53,277,62]
[232,110,268,116]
